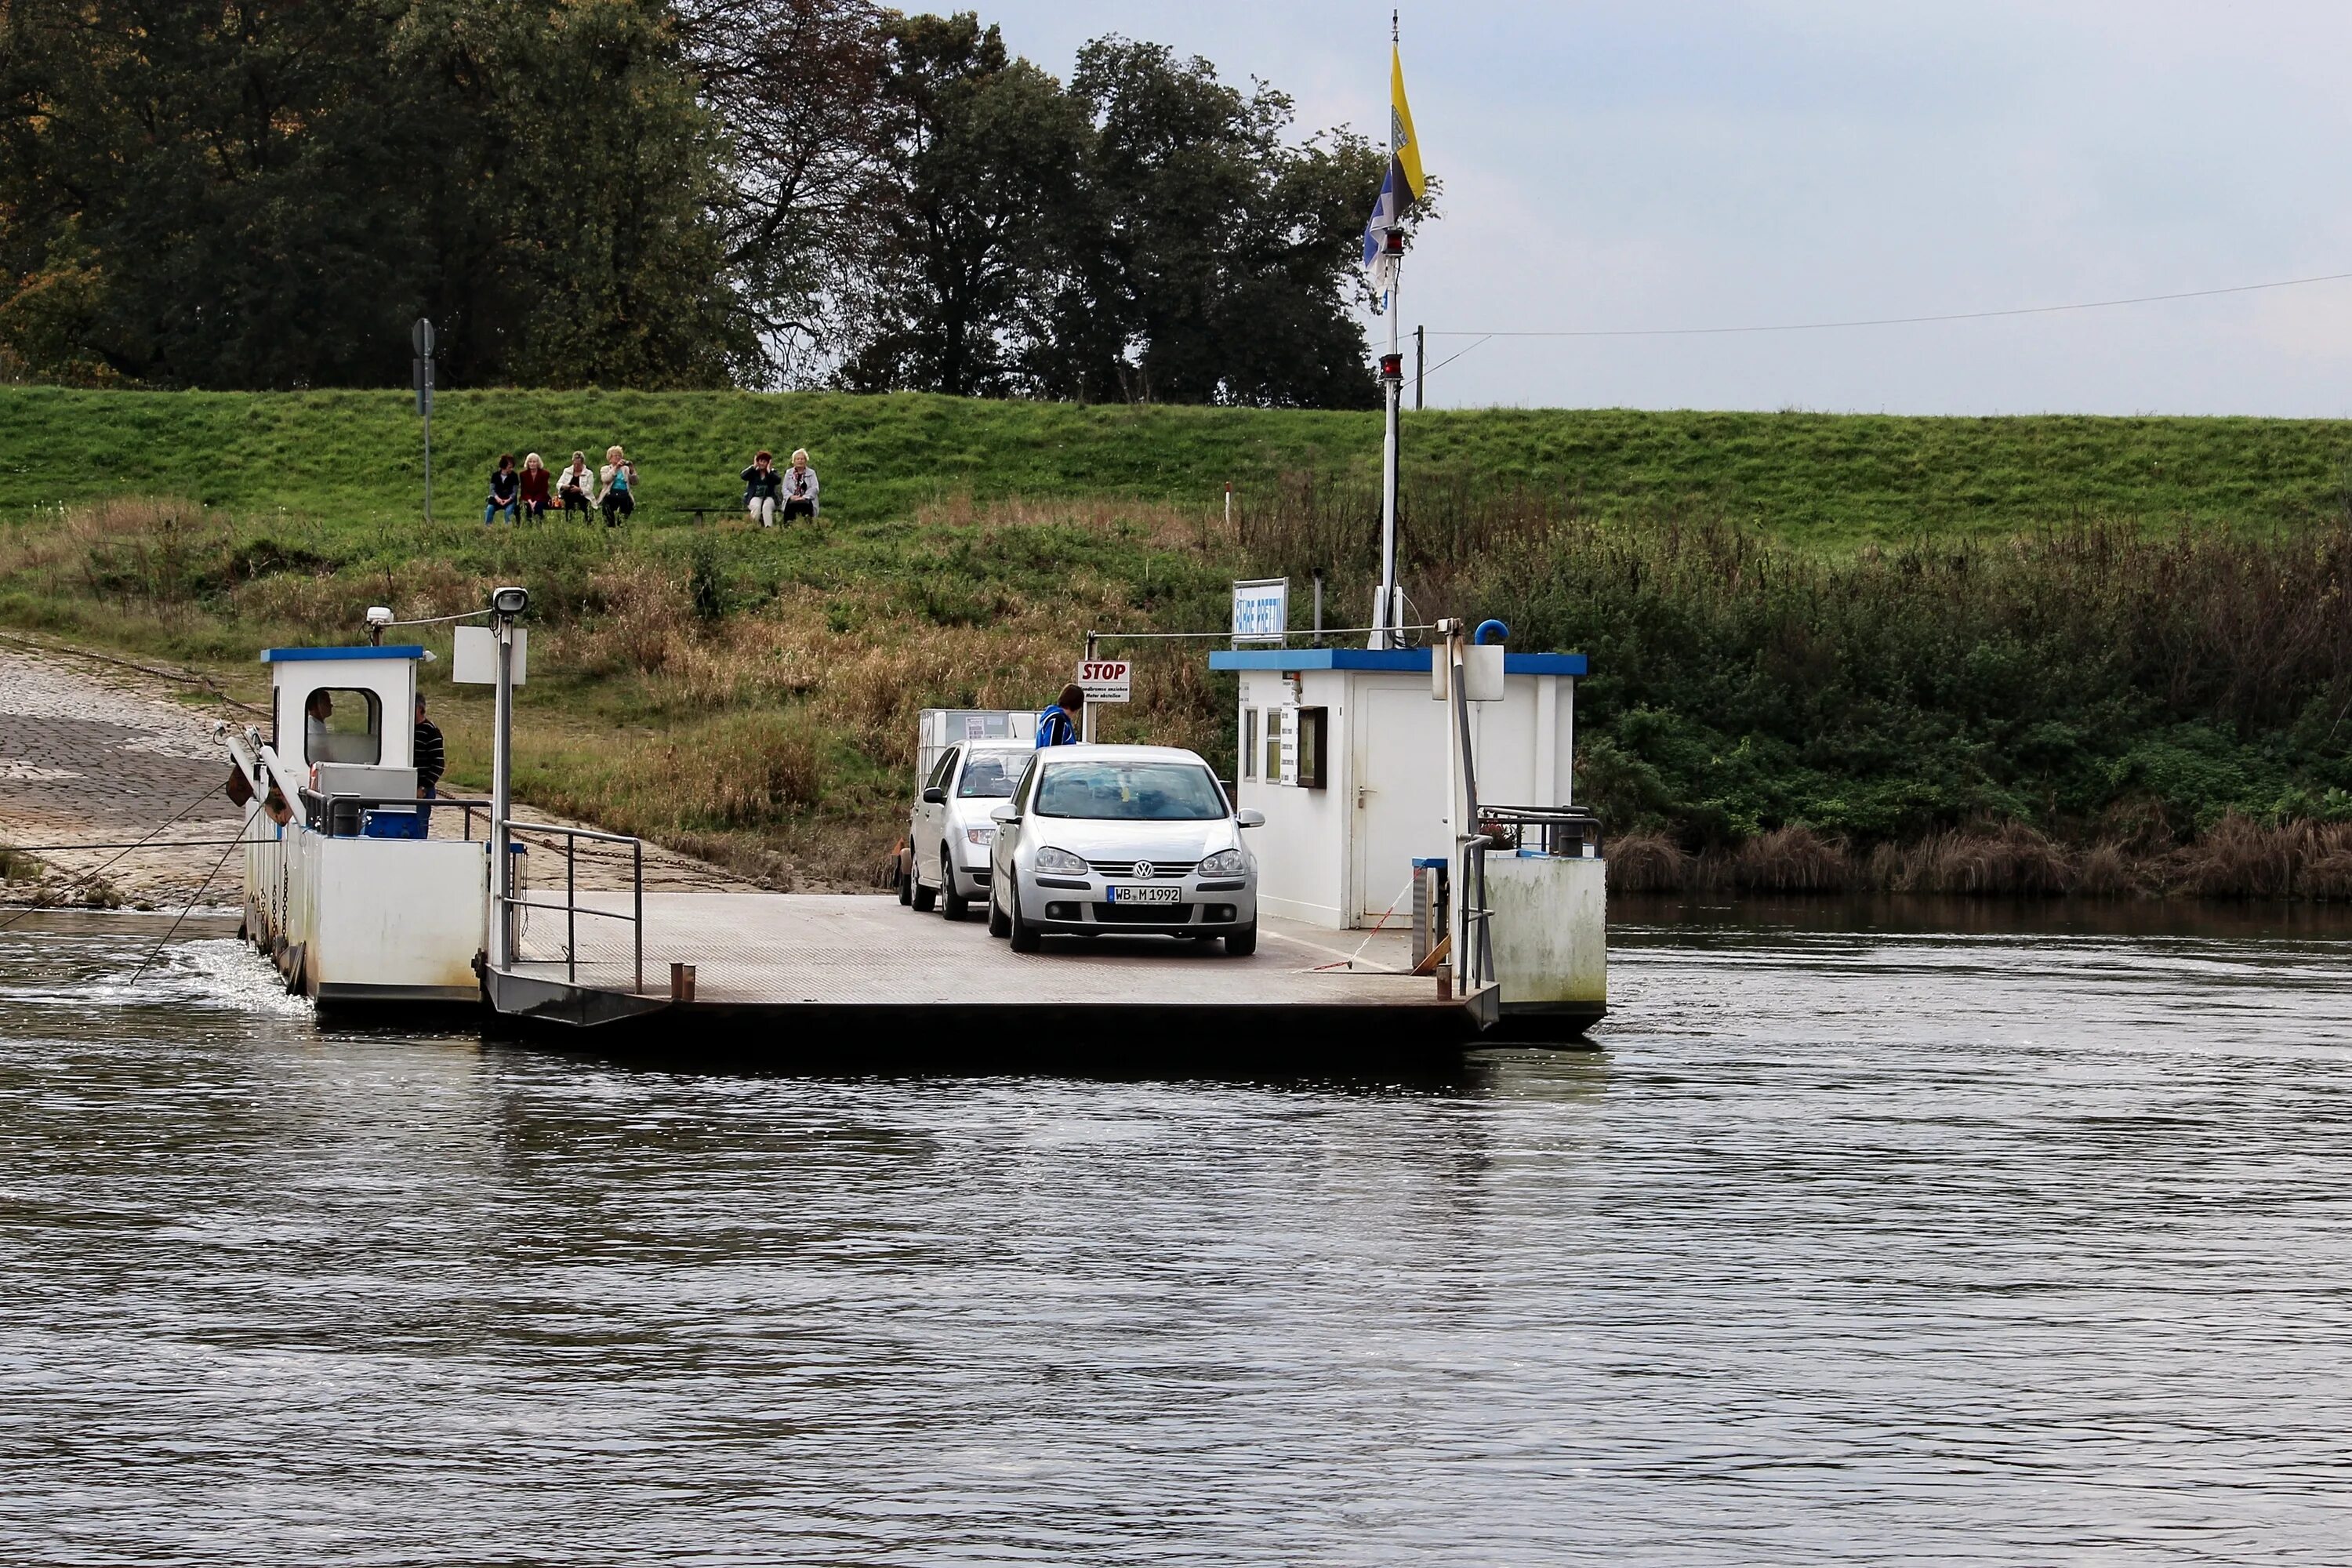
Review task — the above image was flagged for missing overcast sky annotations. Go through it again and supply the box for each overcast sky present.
[976,1,2352,416]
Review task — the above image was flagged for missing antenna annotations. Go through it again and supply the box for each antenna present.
[1392,9,1399,43]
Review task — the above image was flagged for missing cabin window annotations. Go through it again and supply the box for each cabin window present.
[1295,706,1327,790]
[300,687,383,766]
[1243,707,1260,780]
[1263,708,1283,782]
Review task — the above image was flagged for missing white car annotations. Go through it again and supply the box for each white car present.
[906,740,1028,919]
[986,744,1264,954]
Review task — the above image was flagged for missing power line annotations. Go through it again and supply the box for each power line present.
[1421,267,2352,341]
[1417,333,1491,379]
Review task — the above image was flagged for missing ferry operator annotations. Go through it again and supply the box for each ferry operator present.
[415,694,445,832]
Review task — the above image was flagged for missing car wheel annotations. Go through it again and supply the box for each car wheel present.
[987,884,1011,938]
[911,869,936,913]
[940,852,969,920]
[1223,921,1258,956]
[1007,886,1042,953]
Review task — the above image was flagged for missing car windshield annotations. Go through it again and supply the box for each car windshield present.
[1034,760,1227,820]
[957,753,1020,799]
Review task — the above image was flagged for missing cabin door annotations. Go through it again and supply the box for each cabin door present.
[1350,683,1452,925]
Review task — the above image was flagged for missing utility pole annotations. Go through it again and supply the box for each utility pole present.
[412,318,436,524]
[1415,324,1425,410]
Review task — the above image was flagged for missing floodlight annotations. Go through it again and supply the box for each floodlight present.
[491,586,529,616]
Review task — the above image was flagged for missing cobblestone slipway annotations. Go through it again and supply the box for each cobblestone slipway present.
[0,641,760,910]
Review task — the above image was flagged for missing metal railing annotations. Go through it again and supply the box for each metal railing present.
[1474,804,1605,859]
[1457,829,1496,1000]
[262,769,647,995]
[500,819,644,993]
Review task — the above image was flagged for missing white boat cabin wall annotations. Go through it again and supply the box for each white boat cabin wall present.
[234,644,487,1004]
[270,644,419,777]
[1207,647,1587,931]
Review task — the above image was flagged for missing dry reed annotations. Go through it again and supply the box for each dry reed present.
[1608,814,2352,901]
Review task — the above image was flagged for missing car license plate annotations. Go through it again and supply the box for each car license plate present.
[1105,885,1182,905]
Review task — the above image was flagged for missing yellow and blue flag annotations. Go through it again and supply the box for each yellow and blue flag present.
[1389,45,1425,202]
[1363,44,1426,299]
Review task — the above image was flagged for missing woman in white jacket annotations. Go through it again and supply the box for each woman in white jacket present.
[781,448,819,525]
[557,451,595,519]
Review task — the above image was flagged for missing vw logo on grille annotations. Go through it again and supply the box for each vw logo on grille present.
[1131,861,1155,880]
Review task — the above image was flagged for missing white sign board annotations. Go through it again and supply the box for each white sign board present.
[452,624,528,685]
[1430,643,1503,703]
[1231,578,1288,644]
[1077,658,1131,704]
[1274,703,1300,786]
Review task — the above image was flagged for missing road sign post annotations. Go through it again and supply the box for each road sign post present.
[412,318,436,523]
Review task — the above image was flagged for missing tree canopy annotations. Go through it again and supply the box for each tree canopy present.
[0,1,1421,404]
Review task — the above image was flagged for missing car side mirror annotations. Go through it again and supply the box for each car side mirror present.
[1236,809,1265,828]
[989,803,1018,824]
[921,786,946,804]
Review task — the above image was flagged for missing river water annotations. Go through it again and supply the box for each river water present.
[3,901,2350,1565]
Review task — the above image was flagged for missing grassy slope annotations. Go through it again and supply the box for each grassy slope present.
[5,387,2350,541]
[8,389,2352,896]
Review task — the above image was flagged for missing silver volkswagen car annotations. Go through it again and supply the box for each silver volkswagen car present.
[986,744,1264,954]
[906,739,1028,919]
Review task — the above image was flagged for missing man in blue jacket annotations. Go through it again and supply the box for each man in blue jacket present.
[1036,683,1084,747]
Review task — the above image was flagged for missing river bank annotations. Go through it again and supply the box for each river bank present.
[9,437,2352,891]
[0,636,774,909]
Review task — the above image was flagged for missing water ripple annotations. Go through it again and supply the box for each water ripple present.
[1,909,2349,1563]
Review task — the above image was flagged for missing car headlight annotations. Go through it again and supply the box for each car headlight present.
[1199,848,1248,877]
[1033,845,1089,876]
[964,827,996,847]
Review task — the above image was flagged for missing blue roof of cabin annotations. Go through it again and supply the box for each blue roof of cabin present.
[1208,648,1587,676]
[260,645,427,662]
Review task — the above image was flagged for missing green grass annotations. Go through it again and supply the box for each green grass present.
[10,387,2352,896]
[6,387,2352,543]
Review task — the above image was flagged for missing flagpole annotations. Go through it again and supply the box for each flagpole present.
[1376,278,1400,651]
[1372,11,1403,651]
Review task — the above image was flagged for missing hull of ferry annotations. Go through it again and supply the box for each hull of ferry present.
[239,800,488,1007]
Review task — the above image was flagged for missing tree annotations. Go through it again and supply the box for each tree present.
[673,0,892,387]
[1056,38,1387,408]
[433,0,744,388]
[0,2,1425,403]
[831,24,1402,408]
[0,0,741,389]
[837,11,1087,397]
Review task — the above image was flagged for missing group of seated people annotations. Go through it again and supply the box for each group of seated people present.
[479,446,822,530]
[485,448,638,526]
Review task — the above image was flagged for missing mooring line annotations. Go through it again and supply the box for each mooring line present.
[0,781,228,932]
[1311,876,1418,971]
[128,833,246,985]
[0,629,266,716]
[2,837,276,852]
